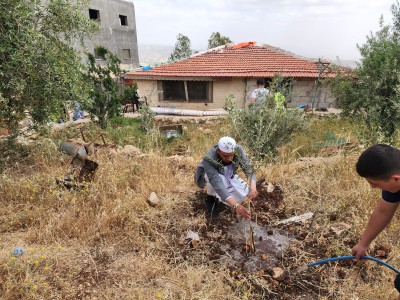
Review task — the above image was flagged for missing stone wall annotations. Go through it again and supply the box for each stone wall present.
[290,78,336,108]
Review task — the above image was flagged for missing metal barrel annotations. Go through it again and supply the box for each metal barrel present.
[60,141,88,159]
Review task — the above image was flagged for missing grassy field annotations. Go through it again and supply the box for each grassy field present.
[1,114,400,299]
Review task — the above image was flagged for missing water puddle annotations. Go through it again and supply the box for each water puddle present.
[221,220,294,272]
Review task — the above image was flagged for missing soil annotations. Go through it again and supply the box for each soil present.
[185,179,362,299]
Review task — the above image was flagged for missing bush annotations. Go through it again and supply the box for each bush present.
[228,103,308,162]
[223,94,236,112]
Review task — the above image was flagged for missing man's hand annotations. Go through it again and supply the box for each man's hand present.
[247,188,258,200]
[351,243,369,260]
[247,180,258,201]
[236,204,251,219]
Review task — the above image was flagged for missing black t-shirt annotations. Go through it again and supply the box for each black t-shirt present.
[382,190,400,203]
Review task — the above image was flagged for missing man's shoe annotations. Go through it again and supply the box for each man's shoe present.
[204,195,226,219]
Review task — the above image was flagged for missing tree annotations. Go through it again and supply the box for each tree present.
[169,33,192,61]
[228,103,307,162]
[207,32,233,49]
[86,46,123,129]
[0,0,97,134]
[329,7,400,141]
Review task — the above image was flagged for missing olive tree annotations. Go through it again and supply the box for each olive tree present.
[329,2,400,141]
[85,46,123,129]
[0,0,97,134]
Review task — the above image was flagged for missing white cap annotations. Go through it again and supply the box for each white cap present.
[218,136,236,153]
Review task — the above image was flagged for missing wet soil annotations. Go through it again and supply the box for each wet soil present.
[187,179,344,299]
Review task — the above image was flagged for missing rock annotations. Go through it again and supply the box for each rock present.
[277,212,313,225]
[381,243,392,253]
[267,182,275,193]
[147,192,160,207]
[272,267,286,281]
[186,230,200,241]
[375,250,387,258]
[257,270,265,276]
[330,222,351,237]
[268,277,280,287]
[191,240,201,249]
[167,155,195,170]
[0,127,10,136]
[122,145,142,156]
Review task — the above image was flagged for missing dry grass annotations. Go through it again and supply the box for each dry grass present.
[1,116,400,299]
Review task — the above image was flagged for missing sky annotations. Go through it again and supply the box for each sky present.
[131,0,395,61]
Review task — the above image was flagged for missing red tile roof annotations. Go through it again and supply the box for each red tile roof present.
[125,43,334,79]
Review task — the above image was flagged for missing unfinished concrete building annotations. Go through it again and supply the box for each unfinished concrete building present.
[85,0,139,68]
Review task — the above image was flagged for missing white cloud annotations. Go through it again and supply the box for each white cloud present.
[132,0,394,60]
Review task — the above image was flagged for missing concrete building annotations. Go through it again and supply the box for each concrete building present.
[123,42,339,110]
[85,0,139,68]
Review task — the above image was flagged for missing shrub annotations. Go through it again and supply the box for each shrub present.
[223,94,236,112]
[228,104,308,162]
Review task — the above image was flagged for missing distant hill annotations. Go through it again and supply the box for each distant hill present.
[138,44,173,66]
[331,58,358,69]
[138,44,205,67]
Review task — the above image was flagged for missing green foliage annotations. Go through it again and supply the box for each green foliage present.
[122,82,138,104]
[0,0,97,134]
[109,116,141,127]
[228,105,308,162]
[223,94,236,112]
[169,33,192,61]
[268,74,294,100]
[207,32,233,49]
[328,4,400,142]
[138,104,156,133]
[86,46,123,129]
[106,117,146,146]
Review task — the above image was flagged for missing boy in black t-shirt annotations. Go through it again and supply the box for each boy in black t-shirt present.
[352,144,400,297]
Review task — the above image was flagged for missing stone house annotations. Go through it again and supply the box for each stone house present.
[123,42,337,109]
[82,0,140,68]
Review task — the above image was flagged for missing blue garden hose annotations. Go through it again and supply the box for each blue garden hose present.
[307,255,400,275]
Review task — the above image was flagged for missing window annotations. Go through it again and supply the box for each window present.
[187,81,208,101]
[161,80,212,102]
[163,81,186,101]
[89,9,100,22]
[119,15,128,26]
[122,49,131,59]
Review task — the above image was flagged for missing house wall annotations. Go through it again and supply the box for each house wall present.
[83,0,139,68]
[135,79,247,109]
[245,78,337,108]
[291,78,336,108]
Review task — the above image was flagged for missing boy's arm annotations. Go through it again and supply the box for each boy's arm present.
[352,199,400,259]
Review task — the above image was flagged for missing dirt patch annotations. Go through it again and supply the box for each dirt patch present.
[185,180,356,299]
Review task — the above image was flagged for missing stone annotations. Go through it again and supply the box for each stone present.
[267,182,275,193]
[186,230,200,241]
[122,145,142,156]
[272,267,286,281]
[147,192,160,207]
[277,212,313,225]
[330,222,351,237]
